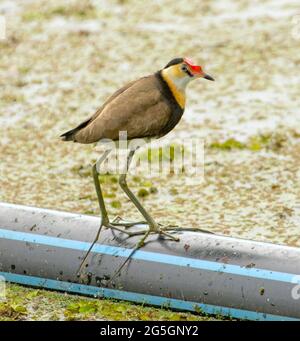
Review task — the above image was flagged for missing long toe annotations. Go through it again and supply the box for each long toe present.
[160,226,214,234]
[158,228,180,241]
[111,216,147,228]
[110,221,147,228]
[107,224,152,237]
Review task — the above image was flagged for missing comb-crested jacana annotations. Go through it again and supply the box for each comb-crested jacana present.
[61,57,214,268]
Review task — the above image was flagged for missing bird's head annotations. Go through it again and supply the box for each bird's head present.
[162,57,214,85]
[160,57,214,108]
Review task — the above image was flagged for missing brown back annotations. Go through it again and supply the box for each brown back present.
[73,75,172,144]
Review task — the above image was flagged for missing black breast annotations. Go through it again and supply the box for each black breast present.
[154,71,184,137]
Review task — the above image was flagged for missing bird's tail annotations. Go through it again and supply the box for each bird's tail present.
[60,117,92,142]
[60,128,77,141]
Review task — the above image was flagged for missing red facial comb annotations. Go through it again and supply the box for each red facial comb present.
[184,57,202,73]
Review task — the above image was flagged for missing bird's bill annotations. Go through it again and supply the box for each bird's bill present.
[192,69,215,81]
[188,64,215,81]
[183,57,214,81]
[203,73,215,81]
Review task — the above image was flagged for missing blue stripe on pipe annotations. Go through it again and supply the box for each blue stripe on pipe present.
[0,228,298,284]
[0,271,298,321]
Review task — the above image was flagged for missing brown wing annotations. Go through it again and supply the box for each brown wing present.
[72,75,172,144]
[88,78,139,123]
[60,78,140,141]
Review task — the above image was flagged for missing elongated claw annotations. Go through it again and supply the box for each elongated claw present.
[160,226,214,234]
[106,223,180,241]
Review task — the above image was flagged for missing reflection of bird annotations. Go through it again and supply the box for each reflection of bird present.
[61,57,214,264]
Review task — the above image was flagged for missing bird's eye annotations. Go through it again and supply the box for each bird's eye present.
[182,65,188,72]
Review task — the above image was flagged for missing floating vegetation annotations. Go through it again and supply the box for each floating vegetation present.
[22,2,98,21]
[111,200,122,209]
[137,188,149,198]
[1,0,300,321]
[210,134,286,152]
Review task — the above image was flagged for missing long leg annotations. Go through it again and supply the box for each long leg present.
[77,149,111,275]
[93,150,111,225]
[118,149,179,245]
[77,148,148,276]
[119,150,157,229]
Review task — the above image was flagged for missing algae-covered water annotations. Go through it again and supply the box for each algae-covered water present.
[1,0,300,320]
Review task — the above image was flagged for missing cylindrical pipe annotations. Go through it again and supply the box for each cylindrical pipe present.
[0,202,299,321]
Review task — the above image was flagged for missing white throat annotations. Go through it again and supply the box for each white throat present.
[161,68,192,93]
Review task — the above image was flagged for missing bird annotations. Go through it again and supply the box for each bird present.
[61,57,214,267]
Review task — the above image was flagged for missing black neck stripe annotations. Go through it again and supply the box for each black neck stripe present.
[154,71,184,136]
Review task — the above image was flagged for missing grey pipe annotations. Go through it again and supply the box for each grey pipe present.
[0,202,299,320]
